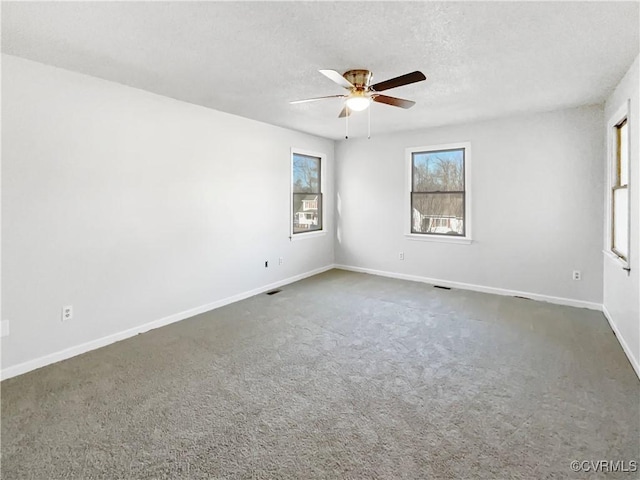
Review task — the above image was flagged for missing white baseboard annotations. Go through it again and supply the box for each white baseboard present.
[339,263,639,380]
[602,305,640,380]
[334,264,603,311]
[0,264,334,381]
[6,264,625,381]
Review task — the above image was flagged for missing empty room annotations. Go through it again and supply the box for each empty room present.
[1,1,639,478]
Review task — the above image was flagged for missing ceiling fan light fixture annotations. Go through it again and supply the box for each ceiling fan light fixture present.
[345,95,371,112]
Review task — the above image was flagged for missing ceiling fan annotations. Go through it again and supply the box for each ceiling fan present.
[290,69,427,118]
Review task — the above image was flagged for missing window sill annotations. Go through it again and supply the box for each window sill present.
[405,234,472,245]
[603,250,629,268]
[291,230,327,241]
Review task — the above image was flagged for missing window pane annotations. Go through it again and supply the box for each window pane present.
[293,193,322,233]
[412,149,464,192]
[412,193,464,235]
[613,187,628,258]
[293,154,321,193]
[619,121,629,186]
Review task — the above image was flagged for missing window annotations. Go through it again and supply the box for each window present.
[292,150,323,236]
[610,109,630,262]
[406,143,471,242]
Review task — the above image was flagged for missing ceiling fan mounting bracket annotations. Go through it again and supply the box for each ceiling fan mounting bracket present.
[343,69,373,89]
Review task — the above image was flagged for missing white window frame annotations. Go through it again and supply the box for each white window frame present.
[605,100,631,267]
[290,147,326,240]
[405,142,472,244]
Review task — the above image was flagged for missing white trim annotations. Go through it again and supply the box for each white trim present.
[602,305,640,380]
[605,100,631,267]
[405,142,472,242]
[405,234,472,245]
[334,264,602,311]
[0,264,334,381]
[334,265,640,379]
[7,265,633,383]
[290,230,327,241]
[290,147,326,240]
[603,249,629,268]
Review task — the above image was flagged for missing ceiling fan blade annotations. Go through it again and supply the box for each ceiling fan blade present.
[338,106,352,118]
[370,71,426,92]
[372,95,416,109]
[290,95,345,104]
[319,69,355,89]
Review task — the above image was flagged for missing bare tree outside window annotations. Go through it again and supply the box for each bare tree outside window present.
[292,153,322,234]
[411,149,465,236]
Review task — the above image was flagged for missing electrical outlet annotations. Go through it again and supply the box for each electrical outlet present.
[572,270,581,281]
[279,257,283,265]
[62,305,73,322]
[1,320,9,338]
[399,252,404,260]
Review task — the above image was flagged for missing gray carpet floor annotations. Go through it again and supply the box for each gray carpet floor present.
[2,269,639,479]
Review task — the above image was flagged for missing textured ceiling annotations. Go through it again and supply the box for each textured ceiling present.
[2,1,639,140]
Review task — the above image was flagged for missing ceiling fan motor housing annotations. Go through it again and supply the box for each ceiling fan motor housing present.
[343,70,372,90]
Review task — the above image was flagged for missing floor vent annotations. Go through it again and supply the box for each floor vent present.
[266,289,282,296]
[434,285,451,290]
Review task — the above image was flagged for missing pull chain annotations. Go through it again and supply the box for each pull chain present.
[368,104,371,139]
[345,106,349,139]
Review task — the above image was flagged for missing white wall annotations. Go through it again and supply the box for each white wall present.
[603,55,640,377]
[335,105,604,306]
[1,55,334,376]
[3,52,631,380]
